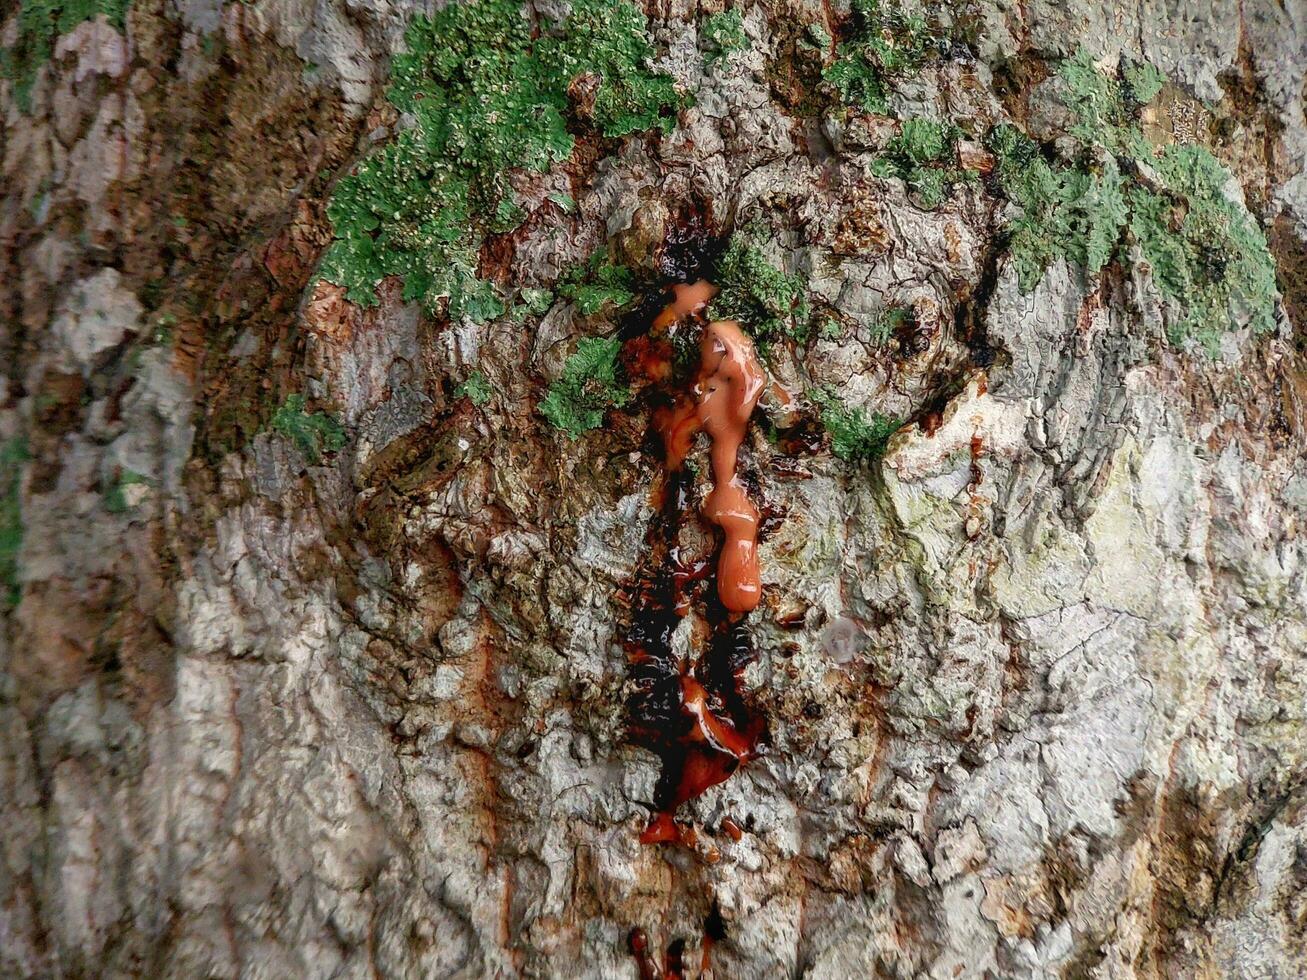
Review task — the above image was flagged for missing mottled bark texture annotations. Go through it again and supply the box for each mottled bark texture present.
[2,0,1307,977]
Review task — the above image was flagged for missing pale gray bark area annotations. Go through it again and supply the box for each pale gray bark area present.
[2,1,1306,978]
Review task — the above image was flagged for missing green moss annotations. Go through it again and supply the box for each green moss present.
[2,0,129,113]
[319,0,682,322]
[816,310,845,340]
[539,336,631,437]
[270,394,347,463]
[987,51,1276,348]
[1,439,28,609]
[811,388,899,462]
[547,0,683,137]
[906,167,947,208]
[103,469,148,514]
[456,371,493,406]
[557,250,635,315]
[708,234,810,342]
[823,0,945,115]
[871,117,967,208]
[870,305,913,344]
[702,9,746,65]
[888,116,955,166]
[152,312,177,346]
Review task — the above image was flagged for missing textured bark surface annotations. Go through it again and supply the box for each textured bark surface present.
[2,0,1307,977]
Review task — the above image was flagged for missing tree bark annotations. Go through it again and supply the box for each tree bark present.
[3,0,1307,977]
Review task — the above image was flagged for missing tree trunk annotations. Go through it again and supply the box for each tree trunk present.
[3,0,1306,977]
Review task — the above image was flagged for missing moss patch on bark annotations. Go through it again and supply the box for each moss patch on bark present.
[319,0,683,323]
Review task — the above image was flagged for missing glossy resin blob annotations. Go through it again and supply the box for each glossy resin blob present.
[622,280,768,848]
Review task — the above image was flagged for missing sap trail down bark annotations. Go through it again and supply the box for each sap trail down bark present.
[2,0,1307,978]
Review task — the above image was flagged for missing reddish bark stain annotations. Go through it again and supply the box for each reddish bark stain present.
[700,934,714,977]
[664,939,687,979]
[969,433,985,488]
[768,380,796,412]
[627,915,725,980]
[770,415,825,456]
[703,905,726,975]
[628,928,659,980]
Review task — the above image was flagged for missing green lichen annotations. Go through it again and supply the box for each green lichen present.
[1122,57,1166,104]
[815,310,845,340]
[508,287,556,323]
[558,250,635,315]
[103,469,148,514]
[319,0,682,322]
[990,124,1129,291]
[811,388,899,462]
[539,336,631,437]
[708,234,810,342]
[888,116,955,166]
[456,371,493,406]
[805,23,833,51]
[871,117,965,209]
[2,0,129,113]
[702,9,746,65]
[152,312,177,346]
[988,50,1276,349]
[1056,48,1153,157]
[823,0,945,115]
[1,439,28,609]
[548,191,577,213]
[270,394,347,463]
[870,305,913,344]
[1138,144,1278,345]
